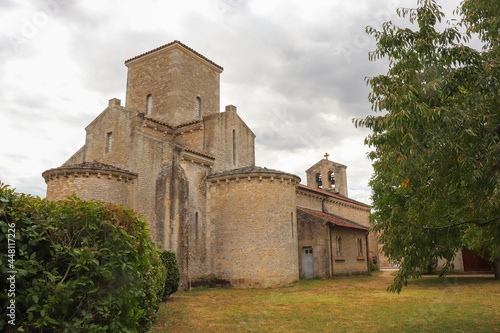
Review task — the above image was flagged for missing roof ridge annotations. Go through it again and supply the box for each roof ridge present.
[181,147,215,160]
[124,40,223,70]
[209,166,300,179]
[145,116,202,130]
[297,184,370,208]
[145,116,175,129]
[297,207,367,230]
[63,160,135,173]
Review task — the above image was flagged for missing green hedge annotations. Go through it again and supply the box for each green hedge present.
[0,183,166,332]
[159,250,180,300]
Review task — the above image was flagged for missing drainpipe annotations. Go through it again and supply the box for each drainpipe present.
[365,231,371,275]
[329,224,334,278]
[323,195,332,277]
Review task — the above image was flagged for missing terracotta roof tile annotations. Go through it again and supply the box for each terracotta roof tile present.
[181,147,215,160]
[145,117,202,131]
[125,40,223,70]
[210,166,299,179]
[43,161,138,177]
[176,119,202,128]
[145,117,175,129]
[297,207,367,230]
[297,184,370,208]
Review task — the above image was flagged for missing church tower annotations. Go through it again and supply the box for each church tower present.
[124,41,223,126]
[305,154,348,197]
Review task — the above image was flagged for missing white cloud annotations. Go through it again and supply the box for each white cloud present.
[0,0,462,204]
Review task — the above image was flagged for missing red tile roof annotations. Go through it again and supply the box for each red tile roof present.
[145,117,175,129]
[145,117,202,131]
[181,147,215,160]
[42,160,138,179]
[297,184,370,208]
[297,207,367,230]
[176,119,202,129]
[124,40,223,70]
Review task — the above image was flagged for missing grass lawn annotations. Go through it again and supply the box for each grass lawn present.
[151,272,500,332]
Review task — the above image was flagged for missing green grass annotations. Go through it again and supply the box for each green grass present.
[151,272,500,332]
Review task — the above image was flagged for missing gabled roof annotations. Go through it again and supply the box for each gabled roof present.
[124,40,223,71]
[181,147,215,160]
[144,116,204,131]
[305,158,347,173]
[297,207,367,231]
[297,184,370,208]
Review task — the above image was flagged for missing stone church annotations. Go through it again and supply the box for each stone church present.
[43,41,376,289]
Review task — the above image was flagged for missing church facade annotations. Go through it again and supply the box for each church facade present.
[43,41,376,289]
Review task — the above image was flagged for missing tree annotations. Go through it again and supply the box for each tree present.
[355,0,500,292]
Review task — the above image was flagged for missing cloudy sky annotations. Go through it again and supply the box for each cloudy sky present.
[0,0,462,204]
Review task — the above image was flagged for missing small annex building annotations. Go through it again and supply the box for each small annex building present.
[43,41,376,289]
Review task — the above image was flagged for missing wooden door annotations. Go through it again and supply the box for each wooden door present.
[462,250,492,272]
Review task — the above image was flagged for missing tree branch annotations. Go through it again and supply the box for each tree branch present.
[412,216,500,230]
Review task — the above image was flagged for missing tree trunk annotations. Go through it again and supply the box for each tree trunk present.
[493,258,500,280]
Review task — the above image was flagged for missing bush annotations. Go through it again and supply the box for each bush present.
[0,183,166,332]
[159,250,180,300]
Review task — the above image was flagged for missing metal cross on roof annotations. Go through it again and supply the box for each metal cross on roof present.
[324,153,329,160]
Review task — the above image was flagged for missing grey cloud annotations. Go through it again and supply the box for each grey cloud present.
[0,0,16,10]
[0,156,48,197]
[2,0,431,203]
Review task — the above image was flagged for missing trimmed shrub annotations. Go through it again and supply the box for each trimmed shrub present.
[0,183,166,332]
[159,250,180,300]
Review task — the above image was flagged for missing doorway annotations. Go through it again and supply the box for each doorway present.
[302,247,314,279]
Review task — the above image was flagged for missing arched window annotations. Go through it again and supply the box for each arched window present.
[357,238,363,256]
[195,212,199,239]
[195,97,201,118]
[291,212,294,238]
[232,129,236,165]
[106,132,112,153]
[336,236,342,256]
[146,94,152,115]
[329,171,335,186]
[316,173,322,189]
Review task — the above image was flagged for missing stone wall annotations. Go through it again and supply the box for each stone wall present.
[63,146,85,166]
[297,209,369,278]
[83,99,141,172]
[296,209,331,278]
[179,150,214,286]
[43,164,137,207]
[130,131,176,242]
[207,167,300,288]
[173,125,204,153]
[331,227,369,276]
[437,251,465,273]
[296,187,377,261]
[125,42,222,126]
[203,106,256,173]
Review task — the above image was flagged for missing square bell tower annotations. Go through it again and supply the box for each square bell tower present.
[305,154,348,197]
[124,41,223,126]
